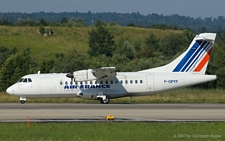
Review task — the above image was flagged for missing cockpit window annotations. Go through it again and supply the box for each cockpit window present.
[23,78,28,83]
[18,78,32,83]
[28,78,32,82]
[18,78,24,82]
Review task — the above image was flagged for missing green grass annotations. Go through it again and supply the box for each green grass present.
[1,88,225,103]
[0,122,224,141]
[0,26,182,59]
[0,26,90,58]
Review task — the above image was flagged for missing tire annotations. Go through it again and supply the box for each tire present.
[100,98,110,104]
[20,100,25,104]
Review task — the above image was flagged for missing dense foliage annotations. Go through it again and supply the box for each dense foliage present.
[88,26,116,57]
[1,12,225,31]
[0,48,32,90]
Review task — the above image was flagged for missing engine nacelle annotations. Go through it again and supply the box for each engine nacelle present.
[73,69,96,81]
[73,67,116,81]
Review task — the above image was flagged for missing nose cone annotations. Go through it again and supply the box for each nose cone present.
[6,86,14,95]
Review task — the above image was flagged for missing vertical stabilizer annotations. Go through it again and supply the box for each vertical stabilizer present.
[140,33,216,74]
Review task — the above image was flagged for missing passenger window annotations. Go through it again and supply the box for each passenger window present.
[120,80,123,84]
[60,81,63,85]
[23,78,27,83]
[95,81,98,84]
[125,80,128,84]
[140,80,143,84]
[115,80,119,84]
[80,82,83,85]
[105,81,108,84]
[90,81,93,84]
[130,80,133,84]
[85,81,87,84]
[100,81,103,84]
[28,78,32,82]
[135,80,138,84]
[75,82,78,85]
[65,81,68,85]
[110,80,113,84]
[70,81,73,85]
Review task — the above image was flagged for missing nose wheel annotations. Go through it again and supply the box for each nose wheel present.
[20,97,26,104]
[20,100,26,104]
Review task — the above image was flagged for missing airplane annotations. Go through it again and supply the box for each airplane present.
[6,33,217,104]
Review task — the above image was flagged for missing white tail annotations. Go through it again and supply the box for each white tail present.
[140,33,216,74]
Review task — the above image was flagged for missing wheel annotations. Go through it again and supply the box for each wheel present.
[100,98,110,104]
[20,100,25,104]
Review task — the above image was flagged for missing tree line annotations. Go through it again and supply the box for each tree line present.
[1,26,225,91]
[1,12,225,31]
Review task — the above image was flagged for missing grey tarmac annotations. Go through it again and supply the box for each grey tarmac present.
[0,103,225,122]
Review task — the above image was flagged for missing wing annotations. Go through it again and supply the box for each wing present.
[91,67,117,79]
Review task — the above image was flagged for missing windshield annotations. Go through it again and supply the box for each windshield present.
[18,78,24,82]
[18,78,32,83]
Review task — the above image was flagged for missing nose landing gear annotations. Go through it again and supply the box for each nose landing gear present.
[20,97,26,104]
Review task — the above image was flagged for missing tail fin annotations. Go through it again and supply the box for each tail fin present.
[140,33,216,74]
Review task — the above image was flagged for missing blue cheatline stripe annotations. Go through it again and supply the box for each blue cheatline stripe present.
[185,42,211,72]
[181,41,208,72]
[173,40,203,72]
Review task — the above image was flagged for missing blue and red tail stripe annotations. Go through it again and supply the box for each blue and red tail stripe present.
[187,42,212,72]
[181,41,208,72]
[194,48,212,72]
[173,40,213,72]
[185,42,209,72]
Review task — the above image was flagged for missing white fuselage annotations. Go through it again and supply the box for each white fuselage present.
[6,72,216,100]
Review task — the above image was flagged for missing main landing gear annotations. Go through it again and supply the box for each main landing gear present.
[100,98,110,104]
[97,95,110,104]
[20,97,26,104]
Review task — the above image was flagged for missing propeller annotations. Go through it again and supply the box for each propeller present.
[66,65,75,83]
[66,72,74,78]
[66,72,75,83]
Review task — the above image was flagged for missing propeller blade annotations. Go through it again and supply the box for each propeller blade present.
[66,72,74,78]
